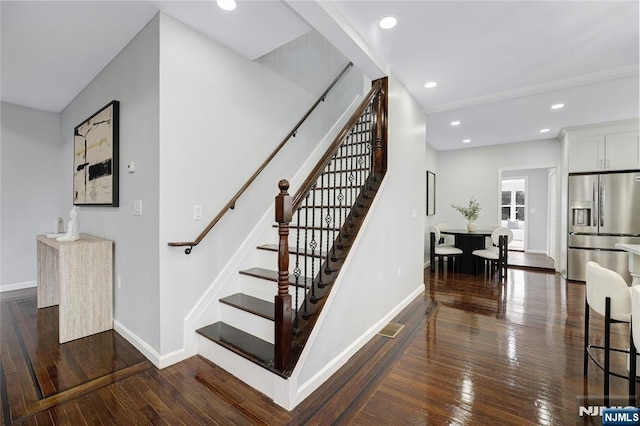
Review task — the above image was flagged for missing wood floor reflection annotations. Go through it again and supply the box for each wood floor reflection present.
[1,269,635,424]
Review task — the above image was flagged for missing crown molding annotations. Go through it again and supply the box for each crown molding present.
[425,65,639,114]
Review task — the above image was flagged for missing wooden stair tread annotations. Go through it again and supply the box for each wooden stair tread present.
[239,267,312,287]
[257,244,327,259]
[220,293,274,320]
[321,166,369,175]
[298,205,353,209]
[274,224,341,232]
[196,322,286,378]
[313,185,368,190]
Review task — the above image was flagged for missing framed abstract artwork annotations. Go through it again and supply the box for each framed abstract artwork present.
[426,171,436,215]
[73,100,119,206]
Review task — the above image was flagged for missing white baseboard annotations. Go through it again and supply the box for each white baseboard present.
[0,280,36,292]
[114,319,190,369]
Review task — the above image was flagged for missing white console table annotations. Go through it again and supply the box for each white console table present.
[37,233,113,343]
[616,244,640,286]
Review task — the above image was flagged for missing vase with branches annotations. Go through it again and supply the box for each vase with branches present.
[451,196,481,231]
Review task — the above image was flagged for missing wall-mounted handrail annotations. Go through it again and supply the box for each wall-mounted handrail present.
[168,62,353,254]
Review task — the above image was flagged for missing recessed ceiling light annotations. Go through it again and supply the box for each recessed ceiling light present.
[551,103,565,110]
[540,128,551,133]
[450,121,461,126]
[462,139,471,143]
[379,16,398,29]
[424,81,437,89]
[217,0,236,11]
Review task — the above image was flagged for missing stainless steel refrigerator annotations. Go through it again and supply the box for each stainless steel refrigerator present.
[568,171,640,284]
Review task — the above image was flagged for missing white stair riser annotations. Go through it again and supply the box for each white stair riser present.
[220,303,274,344]
[198,336,276,400]
[239,273,311,308]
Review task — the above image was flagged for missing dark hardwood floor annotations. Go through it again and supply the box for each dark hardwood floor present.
[507,250,555,271]
[1,268,634,425]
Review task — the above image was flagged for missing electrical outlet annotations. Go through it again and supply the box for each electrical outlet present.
[116,275,121,289]
[397,266,402,278]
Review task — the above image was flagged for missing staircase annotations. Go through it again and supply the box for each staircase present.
[191,77,388,398]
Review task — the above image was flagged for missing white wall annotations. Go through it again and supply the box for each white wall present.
[502,168,549,253]
[292,75,426,405]
[59,16,161,349]
[435,139,561,231]
[1,103,62,290]
[157,14,364,356]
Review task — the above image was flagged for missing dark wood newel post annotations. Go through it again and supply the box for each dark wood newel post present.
[373,80,387,178]
[274,179,293,371]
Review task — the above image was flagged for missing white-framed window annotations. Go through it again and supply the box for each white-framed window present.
[501,179,525,221]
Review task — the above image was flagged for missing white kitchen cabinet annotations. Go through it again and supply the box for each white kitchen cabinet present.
[606,131,640,170]
[569,131,639,172]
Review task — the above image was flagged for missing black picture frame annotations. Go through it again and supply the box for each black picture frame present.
[426,171,436,215]
[73,100,119,206]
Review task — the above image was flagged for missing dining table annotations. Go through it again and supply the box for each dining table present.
[440,228,493,274]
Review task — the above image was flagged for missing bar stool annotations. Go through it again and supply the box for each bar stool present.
[584,261,633,406]
[628,286,640,406]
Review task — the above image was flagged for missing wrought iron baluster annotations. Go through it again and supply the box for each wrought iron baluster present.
[337,140,346,247]
[331,153,338,262]
[360,112,369,204]
[317,170,325,290]
[356,113,364,210]
[302,193,310,319]
[348,126,356,229]
[324,159,333,276]
[309,185,317,304]
[366,105,373,186]
[293,209,301,335]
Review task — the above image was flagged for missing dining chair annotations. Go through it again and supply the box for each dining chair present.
[471,226,512,281]
[584,261,633,407]
[436,223,455,247]
[429,225,463,272]
[485,224,500,247]
[436,222,455,247]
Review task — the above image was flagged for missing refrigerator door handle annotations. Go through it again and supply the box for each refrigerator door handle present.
[600,181,605,227]
[592,181,598,226]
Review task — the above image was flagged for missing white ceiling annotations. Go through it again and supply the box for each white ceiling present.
[1,1,638,151]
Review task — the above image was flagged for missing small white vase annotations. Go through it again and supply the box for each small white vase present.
[467,221,476,232]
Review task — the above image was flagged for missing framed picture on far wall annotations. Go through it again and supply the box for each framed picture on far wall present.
[426,171,436,215]
[73,100,119,206]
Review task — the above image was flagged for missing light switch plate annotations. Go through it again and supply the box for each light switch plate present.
[193,205,202,220]
[133,200,142,216]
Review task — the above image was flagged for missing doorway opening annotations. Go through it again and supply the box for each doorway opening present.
[501,178,526,251]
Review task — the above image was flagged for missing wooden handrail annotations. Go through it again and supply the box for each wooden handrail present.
[291,79,384,211]
[168,62,353,254]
